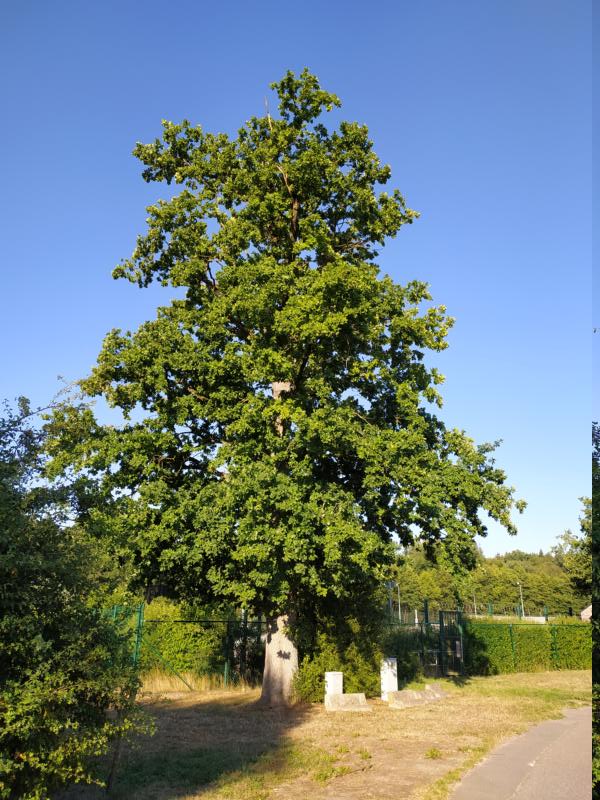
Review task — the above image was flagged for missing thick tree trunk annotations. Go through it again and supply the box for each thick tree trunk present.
[260,614,298,705]
[260,381,298,705]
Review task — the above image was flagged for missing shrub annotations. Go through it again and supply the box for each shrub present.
[383,625,425,684]
[294,618,383,702]
[0,401,149,799]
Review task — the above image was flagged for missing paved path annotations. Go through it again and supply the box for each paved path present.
[450,706,591,800]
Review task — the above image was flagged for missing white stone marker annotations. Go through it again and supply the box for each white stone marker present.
[324,671,343,698]
[380,657,398,701]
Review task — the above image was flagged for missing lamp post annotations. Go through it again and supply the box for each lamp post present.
[385,580,394,619]
[516,581,525,618]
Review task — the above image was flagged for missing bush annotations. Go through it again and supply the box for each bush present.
[383,625,426,684]
[294,617,383,702]
[513,625,552,671]
[0,521,149,800]
[0,401,149,799]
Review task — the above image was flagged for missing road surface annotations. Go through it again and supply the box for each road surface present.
[450,705,591,800]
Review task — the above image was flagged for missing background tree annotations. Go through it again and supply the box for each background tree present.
[553,497,592,603]
[0,399,147,799]
[394,544,582,616]
[47,70,524,704]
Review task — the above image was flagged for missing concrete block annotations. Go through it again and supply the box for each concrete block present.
[380,657,398,700]
[324,671,343,697]
[324,692,372,712]
[387,689,428,708]
[423,683,447,699]
[387,683,447,708]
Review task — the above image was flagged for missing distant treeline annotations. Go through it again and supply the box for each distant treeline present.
[393,545,590,617]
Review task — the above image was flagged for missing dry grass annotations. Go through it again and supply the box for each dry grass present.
[140,669,256,695]
[62,670,591,800]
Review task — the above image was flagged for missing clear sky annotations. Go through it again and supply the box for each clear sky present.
[0,1,591,556]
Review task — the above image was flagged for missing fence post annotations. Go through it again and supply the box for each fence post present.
[133,602,145,668]
[487,602,493,616]
[543,605,548,622]
[423,599,429,626]
[223,619,232,687]
[508,623,516,671]
[457,610,465,674]
[240,608,248,679]
[256,615,263,650]
[438,610,446,676]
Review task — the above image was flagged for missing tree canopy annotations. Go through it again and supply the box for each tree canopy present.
[394,543,588,616]
[553,497,592,601]
[47,69,524,645]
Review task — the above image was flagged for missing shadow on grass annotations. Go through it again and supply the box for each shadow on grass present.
[446,673,471,687]
[61,692,311,800]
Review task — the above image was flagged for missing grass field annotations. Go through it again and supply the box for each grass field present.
[62,670,591,800]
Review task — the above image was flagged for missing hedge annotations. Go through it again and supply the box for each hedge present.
[140,599,225,675]
[464,621,591,675]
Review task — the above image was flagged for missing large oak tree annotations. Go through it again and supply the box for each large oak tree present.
[48,70,524,704]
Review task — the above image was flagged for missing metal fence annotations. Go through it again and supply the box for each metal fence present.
[109,604,267,689]
[386,608,466,678]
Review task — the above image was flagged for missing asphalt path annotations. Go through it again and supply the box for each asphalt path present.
[450,705,591,800]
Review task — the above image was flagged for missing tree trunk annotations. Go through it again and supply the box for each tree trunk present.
[260,381,298,705]
[260,614,298,705]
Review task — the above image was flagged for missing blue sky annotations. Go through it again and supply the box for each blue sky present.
[0,1,591,556]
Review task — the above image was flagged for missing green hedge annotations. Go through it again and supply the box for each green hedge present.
[133,599,265,681]
[552,624,592,669]
[464,621,591,674]
[136,599,227,676]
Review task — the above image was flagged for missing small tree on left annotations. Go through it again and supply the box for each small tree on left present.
[0,398,147,800]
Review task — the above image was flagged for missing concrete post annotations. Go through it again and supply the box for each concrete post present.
[380,657,398,701]
[324,671,343,698]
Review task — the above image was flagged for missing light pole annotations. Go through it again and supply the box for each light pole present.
[516,581,525,618]
[385,580,394,619]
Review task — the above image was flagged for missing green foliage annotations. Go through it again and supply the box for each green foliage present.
[395,543,587,616]
[593,424,600,799]
[45,70,524,639]
[594,686,600,799]
[294,617,383,702]
[0,400,149,800]
[463,623,516,675]
[552,623,592,670]
[463,622,591,675]
[383,625,426,684]
[139,598,225,675]
[553,497,592,601]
